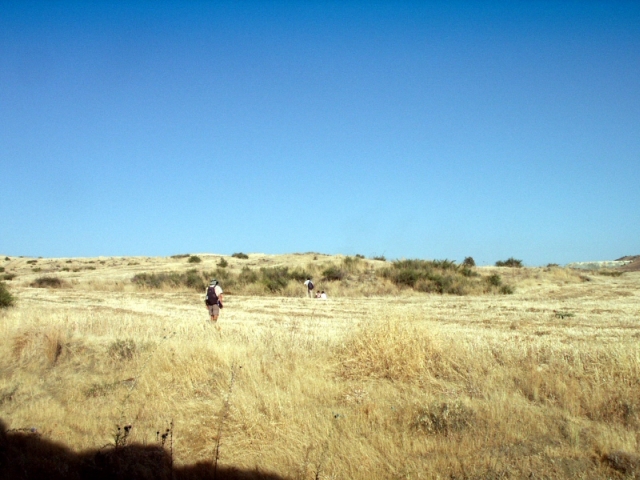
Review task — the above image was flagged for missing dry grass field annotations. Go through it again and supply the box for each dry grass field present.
[1,253,639,479]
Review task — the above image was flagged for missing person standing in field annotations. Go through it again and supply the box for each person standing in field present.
[205,279,223,323]
[304,278,314,298]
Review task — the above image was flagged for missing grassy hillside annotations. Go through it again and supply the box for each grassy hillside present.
[1,253,639,478]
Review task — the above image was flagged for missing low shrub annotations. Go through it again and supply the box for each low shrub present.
[372,255,386,262]
[462,257,476,267]
[2,273,16,281]
[379,259,473,295]
[132,271,206,291]
[170,253,190,259]
[26,260,37,264]
[599,270,623,277]
[0,282,15,308]
[495,257,523,268]
[188,255,202,264]
[260,267,290,292]
[413,401,475,436]
[231,252,249,259]
[31,276,65,288]
[238,266,259,284]
[217,258,229,268]
[0,267,4,273]
[487,274,502,287]
[499,284,515,295]
[322,265,346,281]
[108,339,137,361]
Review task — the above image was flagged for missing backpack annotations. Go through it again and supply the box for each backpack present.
[205,285,219,306]
[307,280,314,290]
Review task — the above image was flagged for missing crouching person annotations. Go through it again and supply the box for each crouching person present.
[205,279,224,323]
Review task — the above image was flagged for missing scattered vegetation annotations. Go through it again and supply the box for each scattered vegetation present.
[231,252,249,259]
[372,255,386,262]
[187,255,202,264]
[0,267,4,273]
[495,257,523,268]
[2,273,16,281]
[26,260,37,265]
[170,254,190,259]
[0,282,15,308]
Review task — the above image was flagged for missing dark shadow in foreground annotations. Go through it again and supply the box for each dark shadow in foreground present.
[0,420,289,480]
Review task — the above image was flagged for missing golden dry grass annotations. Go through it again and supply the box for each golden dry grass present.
[1,253,639,478]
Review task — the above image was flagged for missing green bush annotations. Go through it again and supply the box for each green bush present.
[170,254,190,259]
[289,268,311,282]
[379,259,477,295]
[188,255,202,264]
[322,266,346,281]
[238,266,259,284]
[260,267,290,292]
[185,269,206,290]
[462,257,476,267]
[26,260,37,264]
[0,267,4,273]
[31,276,65,288]
[0,282,15,309]
[218,258,229,268]
[372,255,386,262]
[495,257,523,268]
[2,273,16,281]
[232,252,249,259]
[499,284,515,295]
[486,274,502,287]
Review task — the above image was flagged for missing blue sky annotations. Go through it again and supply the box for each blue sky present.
[1,1,638,265]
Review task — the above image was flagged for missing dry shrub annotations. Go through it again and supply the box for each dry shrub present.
[108,339,137,361]
[11,328,66,366]
[339,320,441,381]
[30,276,66,288]
[412,400,476,436]
[44,328,66,365]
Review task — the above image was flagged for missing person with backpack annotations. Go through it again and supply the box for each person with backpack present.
[205,279,224,323]
[303,278,314,298]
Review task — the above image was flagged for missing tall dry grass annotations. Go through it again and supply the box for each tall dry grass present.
[0,255,639,478]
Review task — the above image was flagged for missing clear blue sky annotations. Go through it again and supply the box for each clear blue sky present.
[1,1,639,265]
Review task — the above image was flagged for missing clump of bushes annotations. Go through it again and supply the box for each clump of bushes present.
[232,252,249,259]
[372,255,386,262]
[188,255,202,264]
[0,282,15,308]
[132,270,207,291]
[218,258,229,268]
[322,265,346,281]
[495,257,523,268]
[170,253,190,259]
[379,259,472,295]
[2,273,16,281]
[462,257,475,267]
[260,267,291,292]
[31,276,65,288]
